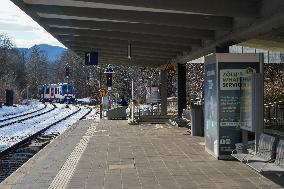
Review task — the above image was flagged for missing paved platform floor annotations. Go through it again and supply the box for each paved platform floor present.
[0,119,283,189]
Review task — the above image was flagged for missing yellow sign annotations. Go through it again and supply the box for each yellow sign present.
[165,63,175,73]
[98,88,107,97]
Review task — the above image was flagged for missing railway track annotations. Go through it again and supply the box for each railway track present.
[0,103,56,128]
[0,106,92,182]
[0,103,47,122]
[79,106,93,120]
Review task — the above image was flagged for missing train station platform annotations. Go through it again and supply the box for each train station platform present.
[0,119,283,189]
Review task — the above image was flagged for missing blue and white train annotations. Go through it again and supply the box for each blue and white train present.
[38,83,76,103]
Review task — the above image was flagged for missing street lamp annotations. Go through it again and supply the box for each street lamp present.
[127,43,132,60]
[104,65,114,110]
[65,64,70,108]
[145,75,153,114]
[124,77,143,123]
[96,65,103,119]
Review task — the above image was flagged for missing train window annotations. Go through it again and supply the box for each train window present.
[62,85,73,94]
[45,88,50,94]
[55,88,58,94]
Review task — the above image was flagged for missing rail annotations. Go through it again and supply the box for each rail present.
[0,104,56,128]
[0,106,81,157]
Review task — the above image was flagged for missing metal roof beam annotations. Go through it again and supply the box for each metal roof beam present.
[75,51,166,66]
[41,18,215,40]
[50,28,202,47]
[73,48,172,60]
[73,49,171,60]
[97,58,164,67]
[65,41,180,54]
[69,45,177,57]
[177,4,284,63]
[27,4,233,30]
[71,0,258,17]
[59,35,191,52]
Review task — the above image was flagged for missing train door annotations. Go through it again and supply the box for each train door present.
[50,87,55,99]
[55,88,59,102]
[44,87,50,102]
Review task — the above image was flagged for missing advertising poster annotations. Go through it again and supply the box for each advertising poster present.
[204,63,218,156]
[146,86,160,104]
[218,62,259,157]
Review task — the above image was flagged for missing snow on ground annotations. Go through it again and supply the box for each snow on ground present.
[85,107,97,120]
[0,104,79,152]
[0,103,52,126]
[44,106,90,135]
[44,106,98,135]
[0,100,44,118]
[77,97,91,103]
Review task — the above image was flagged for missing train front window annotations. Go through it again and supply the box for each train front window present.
[62,85,73,94]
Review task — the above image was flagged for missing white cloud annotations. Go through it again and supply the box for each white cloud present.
[0,0,64,48]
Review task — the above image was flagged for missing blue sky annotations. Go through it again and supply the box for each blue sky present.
[0,0,64,48]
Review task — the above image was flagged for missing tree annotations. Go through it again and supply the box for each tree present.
[25,46,49,98]
[186,63,204,105]
[264,63,284,103]
[111,65,159,104]
[55,50,100,99]
[0,33,23,103]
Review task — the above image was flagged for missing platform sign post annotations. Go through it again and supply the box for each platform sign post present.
[204,53,263,159]
[85,52,98,65]
[165,63,175,74]
[98,88,107,98]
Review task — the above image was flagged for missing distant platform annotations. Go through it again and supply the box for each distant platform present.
[0,119,283,189]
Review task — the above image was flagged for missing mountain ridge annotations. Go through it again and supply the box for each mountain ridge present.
[18,44,66,62]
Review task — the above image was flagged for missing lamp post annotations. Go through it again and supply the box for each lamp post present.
[65,64,70,108]
[104,65,114,111]
[124,77,143,123]
[131,78,134,122]
[146,75,153,114]
[97,65,103,119]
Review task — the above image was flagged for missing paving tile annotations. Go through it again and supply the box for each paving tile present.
[5,120,284,189]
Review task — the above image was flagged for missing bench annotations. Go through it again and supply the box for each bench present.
[170,109,191,127]
[247,139,284,176]
[182,109,191,127]
[182,109,191,122]
[232,133,277,162]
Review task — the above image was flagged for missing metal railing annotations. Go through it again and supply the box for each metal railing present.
[167,97,178,116]
[133,104,162,118]
[264,102,284,129]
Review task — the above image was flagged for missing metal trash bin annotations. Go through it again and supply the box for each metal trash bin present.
[191,105,204,136]
[5,90,14,106]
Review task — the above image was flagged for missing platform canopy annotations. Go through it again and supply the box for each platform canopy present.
[11,0,284,67]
